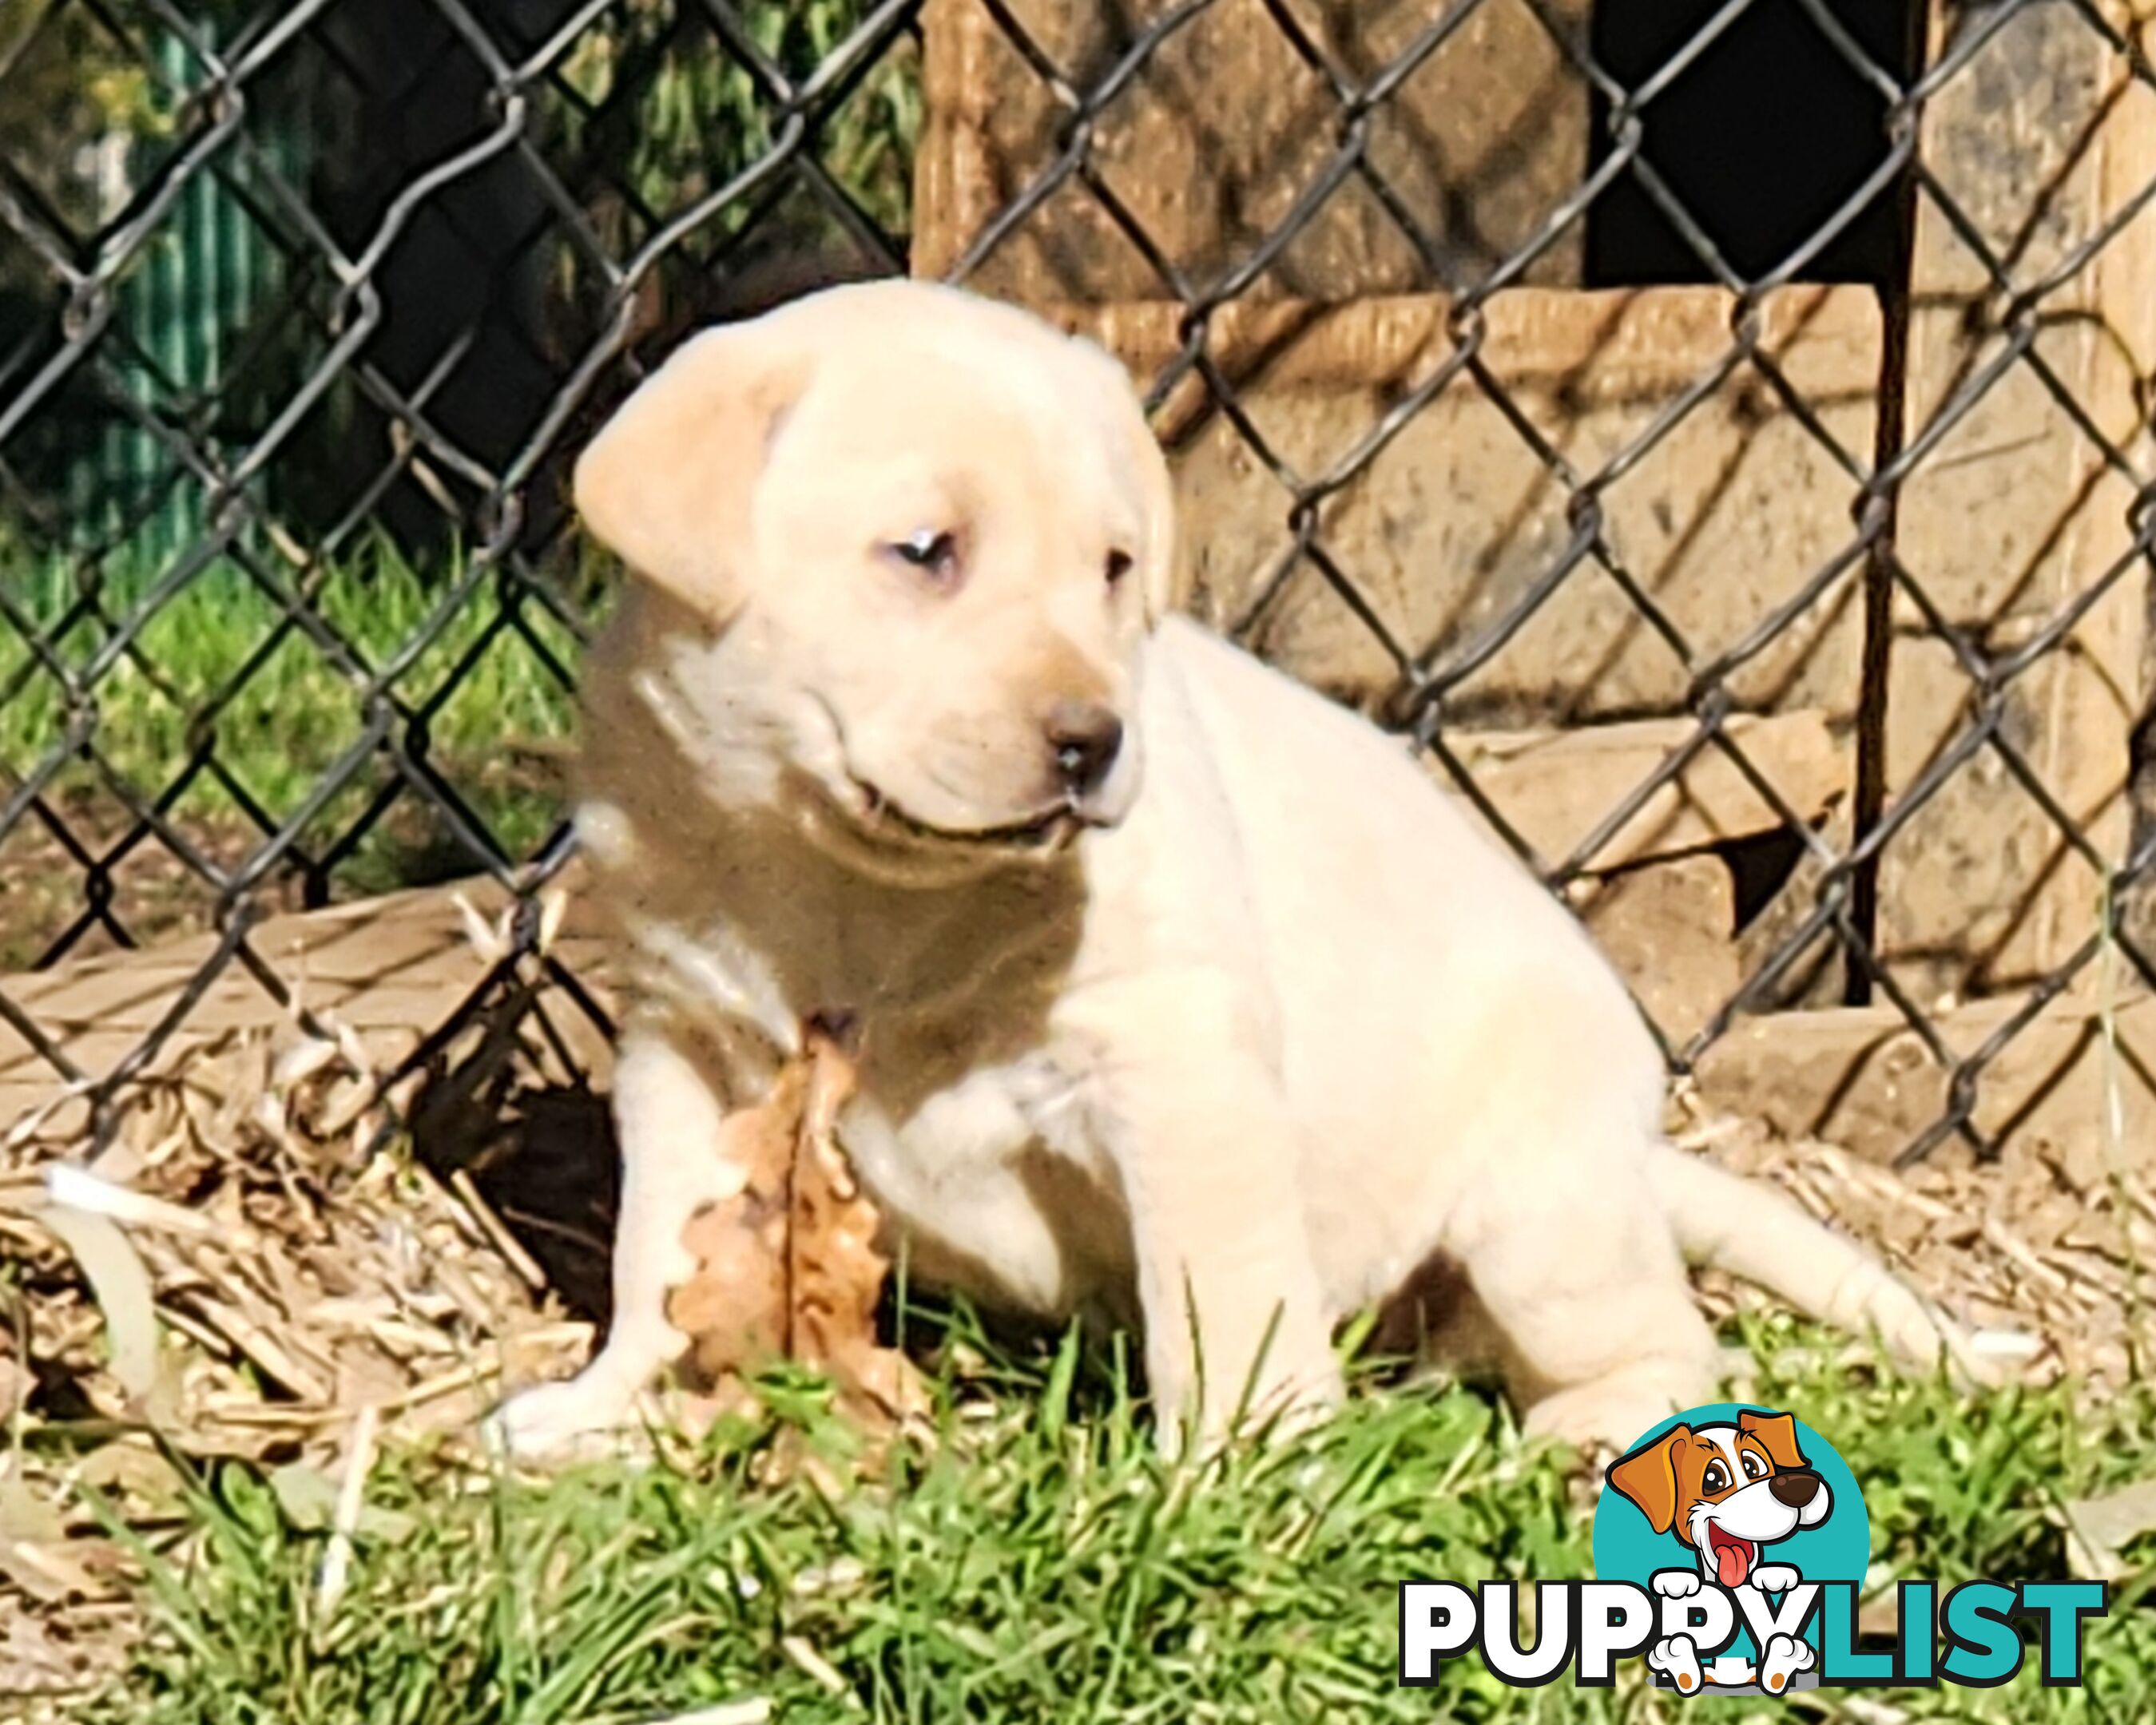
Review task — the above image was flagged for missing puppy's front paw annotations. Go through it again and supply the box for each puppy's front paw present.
[1751,1563,1800,1594]
[487,1375,645,1465]
[1646,1636,1703,1694]
[1522,1370,1705,1457]
[1760,1632,1816,1694]
[1651,1568,1701,1600]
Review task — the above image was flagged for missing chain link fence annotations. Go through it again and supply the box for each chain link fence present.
[3,0,2154,1175]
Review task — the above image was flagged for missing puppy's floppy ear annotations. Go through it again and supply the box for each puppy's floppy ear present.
[1737,1409,1809,1472]
[1606,1424,1692,1536]
[574,316,814,624]
[1074,335,1178,623]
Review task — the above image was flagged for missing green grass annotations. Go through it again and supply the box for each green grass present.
[90,1311,2156,1723]
[0,538,593,896]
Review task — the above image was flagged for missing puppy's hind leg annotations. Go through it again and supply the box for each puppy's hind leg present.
[1454,1130,1718,1453]
[490,1021,739,1461]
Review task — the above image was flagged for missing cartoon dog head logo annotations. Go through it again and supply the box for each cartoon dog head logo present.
[1594,1404,1869,1698]
[1403,1402,2103,1697]
[1606,1410,1832,1590]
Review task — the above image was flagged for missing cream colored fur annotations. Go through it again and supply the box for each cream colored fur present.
[492,279,1957,1461]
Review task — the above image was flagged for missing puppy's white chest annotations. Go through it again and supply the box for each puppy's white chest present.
[837,1048,1127,1319]
[844,1047,1102,1204]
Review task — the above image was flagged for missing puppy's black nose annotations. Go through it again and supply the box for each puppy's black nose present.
[1769,1469,1821,1508]
[1046,700,1123,798]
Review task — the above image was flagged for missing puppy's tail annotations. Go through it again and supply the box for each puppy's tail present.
[1647,1142,1987,1383]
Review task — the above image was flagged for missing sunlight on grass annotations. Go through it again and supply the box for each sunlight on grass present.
[0,538,594,890]
[105,1311,2156,1723]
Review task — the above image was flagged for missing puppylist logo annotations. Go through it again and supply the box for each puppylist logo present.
[1400,1404,2106,1696]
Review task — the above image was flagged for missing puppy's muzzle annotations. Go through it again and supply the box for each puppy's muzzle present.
[1769,1469,1823,1509]
[1046,699,1124,801]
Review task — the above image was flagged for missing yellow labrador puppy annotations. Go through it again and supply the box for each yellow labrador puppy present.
[494,280,1951,1460]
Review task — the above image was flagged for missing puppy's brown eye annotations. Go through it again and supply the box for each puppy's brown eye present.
[1742,1453,1765,1479]
[1702,1463,1727,1493]
[1105,548,1134,589]
[889,529,961,587]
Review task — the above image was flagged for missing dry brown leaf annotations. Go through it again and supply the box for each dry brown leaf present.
[0,1469,125,1605]
[2059,1477,2156,1580]
[0,1607,112,1698]
[669,1060,801,1380]
[71,1442,189,1518]
[789,1040,928,1426]
[0,1534,109,1607]
[667,1031,926,1429]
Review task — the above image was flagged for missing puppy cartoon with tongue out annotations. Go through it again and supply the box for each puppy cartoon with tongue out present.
[1606,1410,1834,1695]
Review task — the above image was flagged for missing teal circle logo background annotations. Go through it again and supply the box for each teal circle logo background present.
[1591,1404,1869,1665]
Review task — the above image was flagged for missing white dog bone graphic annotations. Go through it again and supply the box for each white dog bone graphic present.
[1761,1632,1817,1693]
[1646,1636,1704,1694]
[1751,1563,1801,1593]
[1652,1568,1701,1599]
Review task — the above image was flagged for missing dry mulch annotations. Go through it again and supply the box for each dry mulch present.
[1674,1085,2156,1390]
[0,983,584,1707]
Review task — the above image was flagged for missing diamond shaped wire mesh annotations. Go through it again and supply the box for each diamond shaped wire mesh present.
[2,0,2154,1168]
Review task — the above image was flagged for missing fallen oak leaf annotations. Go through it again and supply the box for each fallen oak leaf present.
[787,1035,927,1426]
[667,1061,803,1384]
[666,1029,926,1430]
[670,1219,789,1378]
